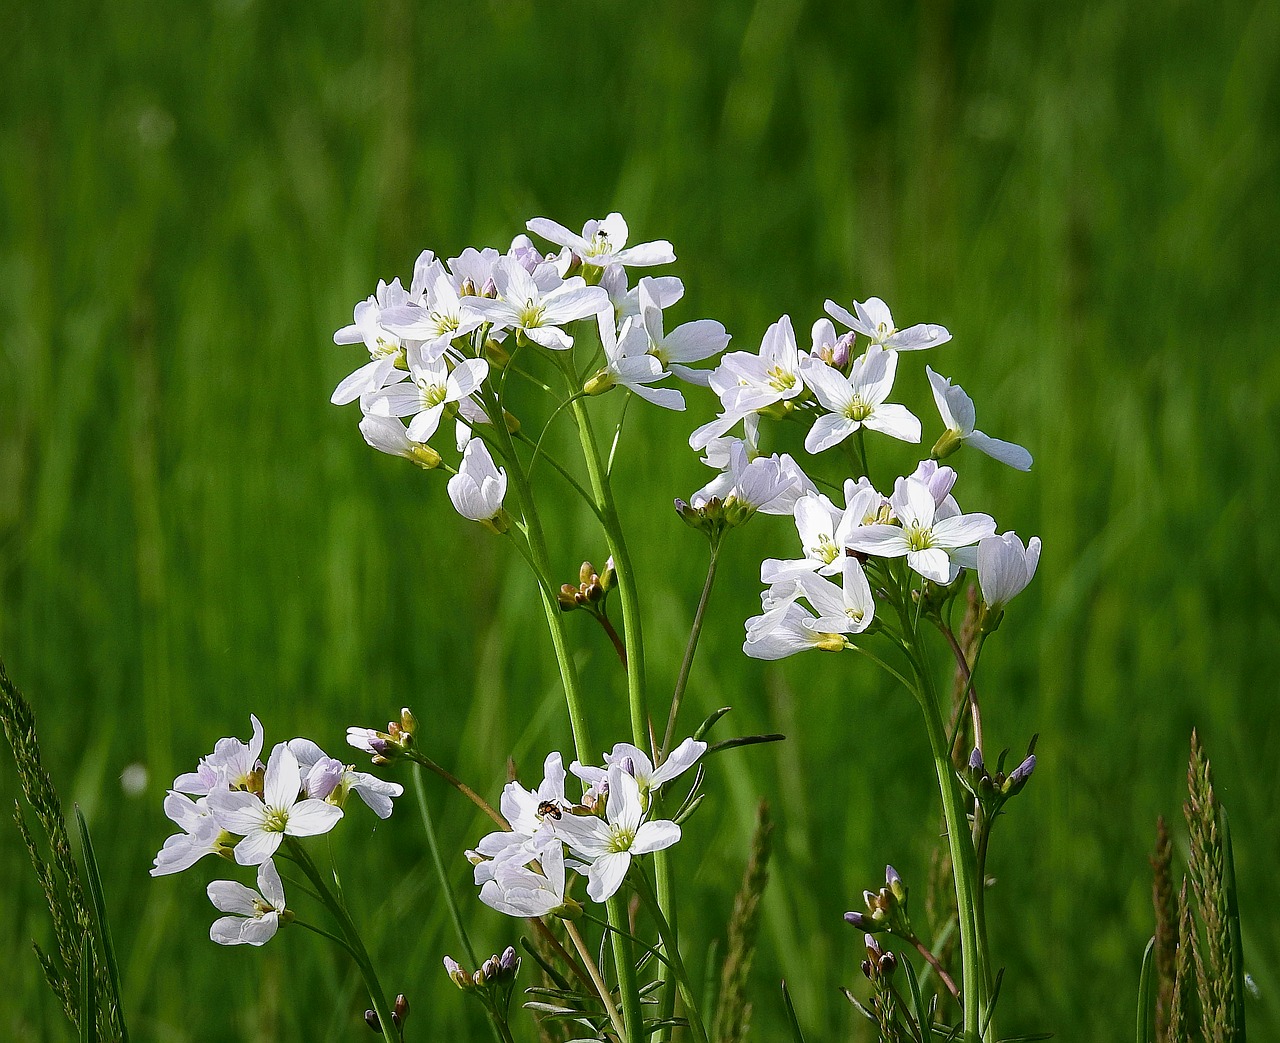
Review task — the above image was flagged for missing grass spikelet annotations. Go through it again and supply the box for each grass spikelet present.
[1,660,125,1041]
[1151,816,1177,1040]
[711,801,773,1043]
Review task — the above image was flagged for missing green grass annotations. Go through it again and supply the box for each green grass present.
[3,0,1279,1039]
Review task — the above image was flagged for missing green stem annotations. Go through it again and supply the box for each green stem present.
[605,894,647,1043]
[514,431,603,521]
[565,388,649,753]
[634,871,710,1043]
[909,653,987,1043]
[661,540,720,758]
[481,383,593,761]
[565,920,627,1041]
[285,840,398,1043]
[412,764,479,966]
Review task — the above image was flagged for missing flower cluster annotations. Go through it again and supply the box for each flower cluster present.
[152,716,403,945]
[468,738,704,912]
[331,214,730,527]
[678,291,1039,657]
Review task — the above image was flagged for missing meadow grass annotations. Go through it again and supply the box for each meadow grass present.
[2,1,1279,1039]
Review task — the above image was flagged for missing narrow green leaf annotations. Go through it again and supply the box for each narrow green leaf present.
[1137,936,1156,1043]
[693,707,733,742]
[1220,808,1246,1041]
[780,980,807,1043]
[75,805,128,1042]
[705,734,786,756]
[902,956,935,1043]
[80,931,96,1043]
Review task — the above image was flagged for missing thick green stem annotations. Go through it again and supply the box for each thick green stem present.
[912,658,988,1043]
[567,395,649,752]
[605,894,647,1043]
[286,841,398,1043]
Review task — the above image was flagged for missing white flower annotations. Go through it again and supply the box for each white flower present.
[462,257,609,350]
[364,345,489,444]
[824,296,951,351]
[472,752,571,868]
[173,715,264,795]
[590,316,685,410]
[553,765,680,903]
[690,315,806,450]
[793,557,876,636]
[207,859,288,946]
[976,533,1041,610]
[845,476,995,583]
[287,738,405,819]
[150,792,232,877]
[378,261,484,359]
[801,347,921,453]
[207,744,344,865]
[478,840,570,918]
[447,440,508,523]
[742,597,847,660]
[357,413,441,468]
[526,212,675,270]
[570,738,706,809]
[636,278,729,387]
[331,279,412,405]
[760,483,884,584]
[691,443,814,519]
[598,266,684,338]
[925,367,1033,471]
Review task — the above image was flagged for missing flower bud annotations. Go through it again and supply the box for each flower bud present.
[409,444,443,470]
[394,994,410,1023]
[1003,754,1036,795]
[583,368,616,397]
[444,956,471,989]
[844,910,871,930]
[599,557,616,592]
[930,427,964,461]
[364,1010,381,1032]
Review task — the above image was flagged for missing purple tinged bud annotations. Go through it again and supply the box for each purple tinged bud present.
[885,865,901,888]
[1009,754,1036,787]
[968,748,984,774]
[481,277,497,298]
[499,946,518,974]
[832,331,855,369]
[619,756,636,777]
[844,910,869,929]
[305,757,345,801]
[364,1010,381,1032]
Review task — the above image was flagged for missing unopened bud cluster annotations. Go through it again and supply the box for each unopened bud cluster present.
[963,742,1037,809]
[346,708,418,766]
[557,559,616,613]
[844,864,911,936]
[363,994,410,1035]
[443,947,520,991]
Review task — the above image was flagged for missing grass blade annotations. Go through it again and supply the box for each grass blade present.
[75,805,128,1042]
[1137,935,1156,1043]
[780,980,807,1043]
[902,955,935,1043]
[80,931,97,1043]
[1220,808,1246,1041]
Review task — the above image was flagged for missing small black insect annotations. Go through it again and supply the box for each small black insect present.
[537,800,562,820]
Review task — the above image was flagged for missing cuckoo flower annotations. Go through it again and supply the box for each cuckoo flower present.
[636,277,729,387]
[571,737,706,809]
[207,744,344,865]
[846,476,995,584]
[207,859,289,947]
[151,792,234,876]
[801,347,921,453]
[173,714,264,796]
[824,295,951,351]
[357,413,442,469]
[976,532,1042,610]
[447,440,509,523]
[364,345,488,444]
[463,257,610,350]
[527,212,675,270]
[553,764,680,903]
[331,279,412,405]
[926,367,1033,471]
[587,315,685,410]
[287,738,404,819]
[478,842,572,919]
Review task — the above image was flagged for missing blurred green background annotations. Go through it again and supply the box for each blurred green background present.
[3,0,1279,1039]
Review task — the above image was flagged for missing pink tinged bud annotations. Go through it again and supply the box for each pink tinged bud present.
[305,758,345,801]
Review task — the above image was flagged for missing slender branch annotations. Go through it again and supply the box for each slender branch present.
[661,540,720,758]
[940,624,986,757]
[906,933,961,1003]
[286,840,399,1043]
[514,431,603,521]
[595,609,628,668]
[565,919,627,1042]
[412,764,480,967]
[606,392,633,477]
[407,750,507,829]
[529,918,593,991]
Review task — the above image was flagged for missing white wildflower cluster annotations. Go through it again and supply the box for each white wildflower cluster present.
[331,214,730,526]
[151,715,403,945]
[468,738,705,913]
[679,293,1039,658]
